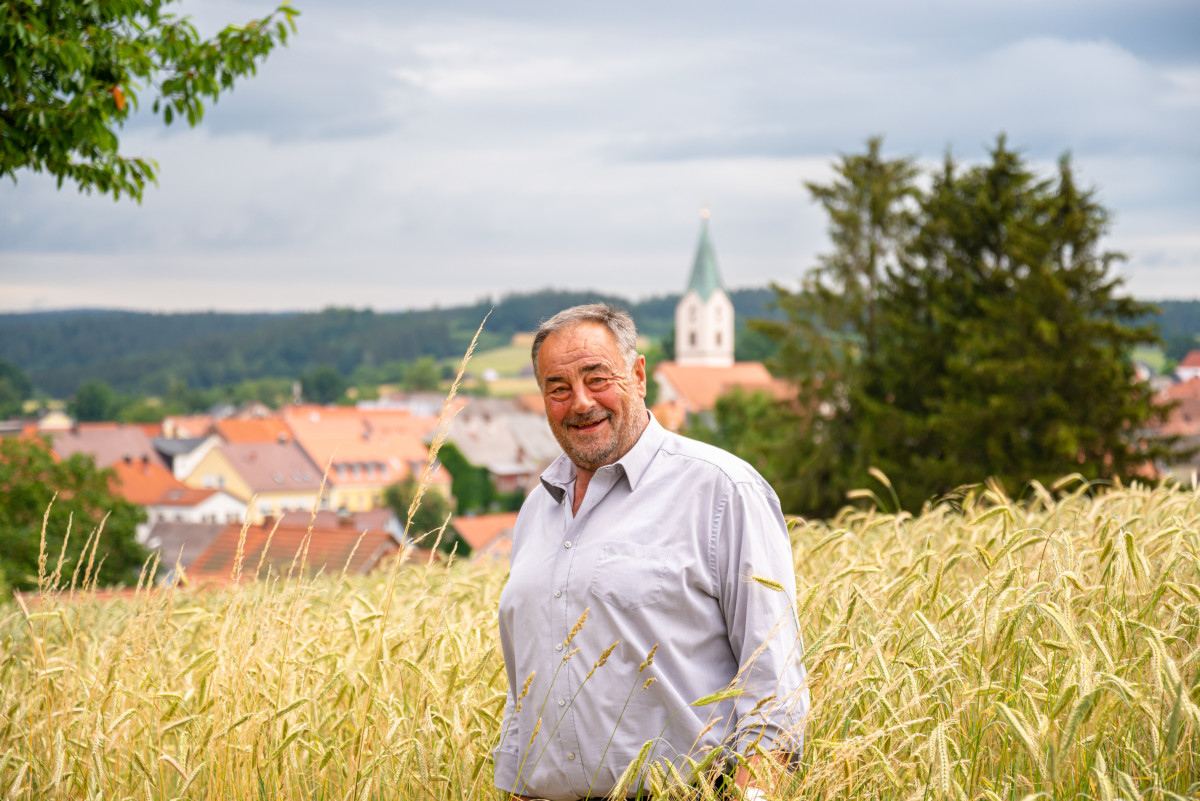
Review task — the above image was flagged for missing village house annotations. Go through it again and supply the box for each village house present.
[180,440,326,523]
[108,455,246,542]
[1156,376,1200,481]
[152,432,224,481]
[1177,349,1200,382]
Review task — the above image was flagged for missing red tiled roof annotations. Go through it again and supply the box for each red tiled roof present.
[454,512,519,551]
[649,400,688,432]
[110,457,218,507]
[277,508,395,532]
[215,417,292,444]
[157,486,221,506]
[1160,397,1200,437]
[187,522,399,582]
[1164,377,1200,401]
[162,415,214,439]
[217,442,324,493]
[281,405,449,488]
[111,457,185,505]
[50,424,163,469]
[1179,350,1200,369]
[514,393,545,415]
[653,361,788,413]
[1153,378,1200,437]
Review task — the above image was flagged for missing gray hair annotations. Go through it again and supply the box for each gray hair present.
[531,303,639,383]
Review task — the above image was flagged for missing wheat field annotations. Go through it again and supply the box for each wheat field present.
[2,476,1198,800]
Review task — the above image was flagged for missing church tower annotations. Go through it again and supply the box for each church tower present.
[675,210,735,367]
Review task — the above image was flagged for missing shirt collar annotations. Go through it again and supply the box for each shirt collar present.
[538,411,665,503]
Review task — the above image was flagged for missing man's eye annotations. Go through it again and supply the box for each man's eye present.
[548,387,570,400]
[588,376,610,387]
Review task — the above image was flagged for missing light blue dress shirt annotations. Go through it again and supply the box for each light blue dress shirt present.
[494,415,809,800]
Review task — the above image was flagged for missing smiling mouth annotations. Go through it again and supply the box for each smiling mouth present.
[568,416,609,434]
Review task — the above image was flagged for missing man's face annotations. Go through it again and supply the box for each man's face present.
[537,322,648,473]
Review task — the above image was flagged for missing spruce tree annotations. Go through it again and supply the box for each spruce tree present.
[753,137,920,512]
[756,137,1171,515]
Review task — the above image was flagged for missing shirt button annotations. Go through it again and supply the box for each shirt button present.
[564,541,572,549]
[558,699,565,706]
[554,590,562,598]
[556,643,563,652]
[567,752,576,760]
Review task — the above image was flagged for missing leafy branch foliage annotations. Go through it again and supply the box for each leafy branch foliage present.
[0,435,146,591]
[0,0,298,200]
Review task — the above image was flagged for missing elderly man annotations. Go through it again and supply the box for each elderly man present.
[495,304,808,801]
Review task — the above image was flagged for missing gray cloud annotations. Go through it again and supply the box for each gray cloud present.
[1,0,1197,309]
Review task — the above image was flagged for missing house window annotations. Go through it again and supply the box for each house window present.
[689,332,697,347]
[716,332,722,346]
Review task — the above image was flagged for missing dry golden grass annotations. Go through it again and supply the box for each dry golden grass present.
[787,476,1200,801]
[1,475,1197,800]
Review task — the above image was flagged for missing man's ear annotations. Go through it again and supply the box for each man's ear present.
[633,354,647,399]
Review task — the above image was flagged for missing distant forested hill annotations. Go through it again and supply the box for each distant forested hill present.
[1140,299,1200,360]
[0,288,780,397]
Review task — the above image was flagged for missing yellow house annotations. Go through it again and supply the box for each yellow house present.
[181,441,327,523]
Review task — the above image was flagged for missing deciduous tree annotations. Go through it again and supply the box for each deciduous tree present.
[384,477,467,556]
[71,378,119,421]
[0,359,32,418]
[301,365,346,405]
[1,0,298,200]
[0,436,147,590]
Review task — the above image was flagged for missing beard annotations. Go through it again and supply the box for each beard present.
[552,408,619,471]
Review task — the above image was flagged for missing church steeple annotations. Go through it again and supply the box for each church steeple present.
[686,210,725,302]
[675,210,735,367]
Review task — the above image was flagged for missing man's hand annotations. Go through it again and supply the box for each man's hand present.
[735,751,785,799]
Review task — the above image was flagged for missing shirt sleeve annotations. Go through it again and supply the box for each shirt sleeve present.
[713,476,810,757]
[493,676,522,793]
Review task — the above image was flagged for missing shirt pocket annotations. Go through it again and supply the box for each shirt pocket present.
[589,543,669,612]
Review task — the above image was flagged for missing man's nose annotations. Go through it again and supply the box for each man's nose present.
[569,383,596,413]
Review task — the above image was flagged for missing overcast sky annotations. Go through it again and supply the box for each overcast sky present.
[2,0,1198,312]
